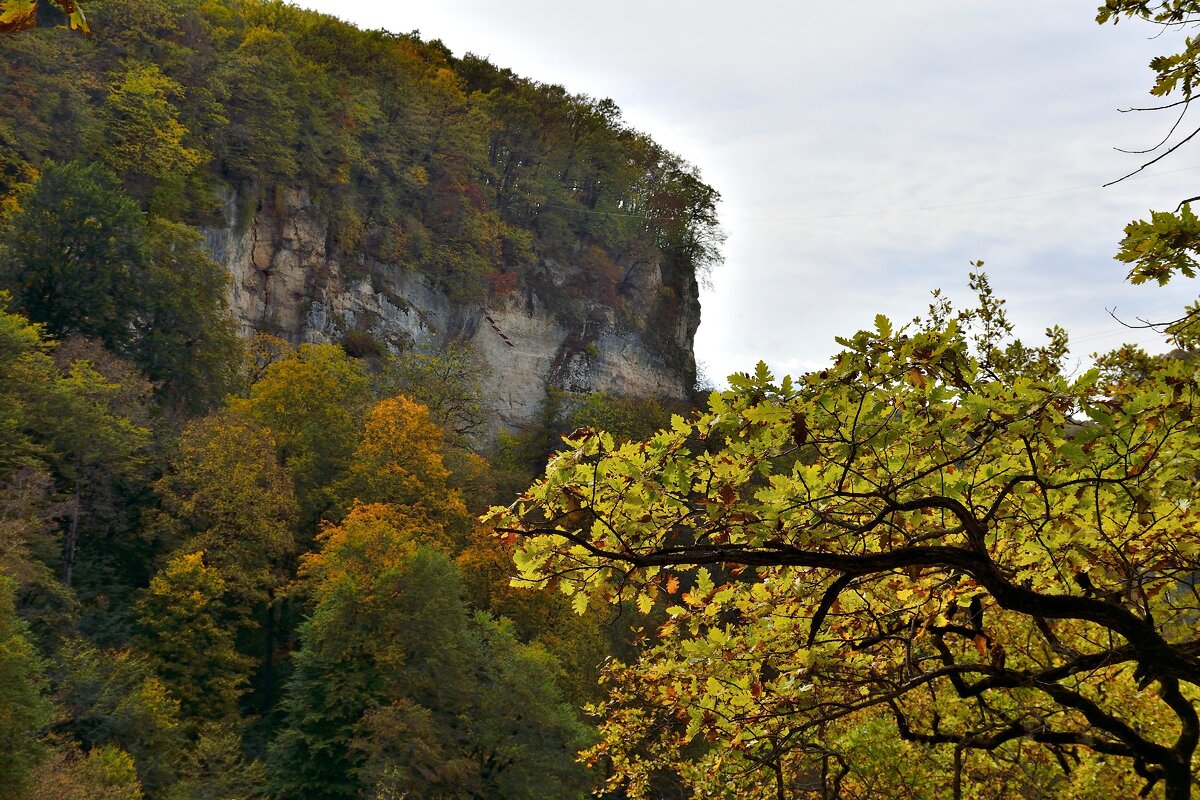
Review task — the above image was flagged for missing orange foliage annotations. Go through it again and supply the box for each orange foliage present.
[301,502,429,592]
[339,395,470,548]
[485,268,519,296]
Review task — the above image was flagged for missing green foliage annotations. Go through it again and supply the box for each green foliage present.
[1116,204,1200,285]
[99,63,204,189]
[137,218,242,411]
[54,640,185,797]
[271,512,590,800]
[490,285,1200,798]
[134,552,253,723]
[1098,2,1200,285]
[0,1,720,319]
[564,390,678,443]
[210,26,305,185]
[0,162,240,411]
[0,297,151,601]
[0,161,147,350]
[0,576,52,797]
[163,723,264,800]
[240,343,372,532]
[26,743,145,800]
[151,408,297,610]
[374,343,486,442]
[337,328,381,360]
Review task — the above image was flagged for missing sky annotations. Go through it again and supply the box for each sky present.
[299,0,1200,384]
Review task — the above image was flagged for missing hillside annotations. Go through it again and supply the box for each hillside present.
[0,3,723,798]
[0,0,721,430]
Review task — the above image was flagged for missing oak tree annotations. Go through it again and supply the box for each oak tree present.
[491,285,1200,799]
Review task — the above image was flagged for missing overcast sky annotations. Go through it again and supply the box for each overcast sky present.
[300,0,1200,384]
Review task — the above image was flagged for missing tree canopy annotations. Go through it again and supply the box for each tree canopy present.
[490,277,1200,799]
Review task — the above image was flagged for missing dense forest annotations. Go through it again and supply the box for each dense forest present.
[9,0,1200,799]
[0,0,715,798]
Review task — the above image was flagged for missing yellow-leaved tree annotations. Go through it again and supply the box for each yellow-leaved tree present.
[335,395,471,551]
[489,278,1200,799]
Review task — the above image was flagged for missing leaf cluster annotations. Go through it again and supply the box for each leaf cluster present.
[491,292,1200,798]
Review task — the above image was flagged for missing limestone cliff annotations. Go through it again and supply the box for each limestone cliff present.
[204,189,700,437]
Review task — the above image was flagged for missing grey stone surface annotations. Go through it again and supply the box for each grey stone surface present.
[204,188,700,439]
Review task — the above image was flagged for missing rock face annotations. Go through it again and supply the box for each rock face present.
[204,189,699,437]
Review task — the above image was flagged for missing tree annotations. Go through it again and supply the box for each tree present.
[134,552,254,723]
[26,743,144,800]
[163,722,265,800]
[0,576,52,797]
[240,343,372,533]
[99,64,204,188]
[152,409,298,611]
[490,284,1200,799]
[373,343,487,443]
[335,395,470,548]
[0,162,241,411]
[1098,2,1200,290]
[271,504,590,800]
[54,640,185,796]
[0,298,151,590]
[0,161,147,351]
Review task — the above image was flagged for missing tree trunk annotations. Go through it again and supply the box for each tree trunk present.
[262,591,277,714]
[62,483,80,587]
[1165,767,1191,800]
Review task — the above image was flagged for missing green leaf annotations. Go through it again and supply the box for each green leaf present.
[0,0,38,32]
[874,314,893,338]
[571,591,589,615]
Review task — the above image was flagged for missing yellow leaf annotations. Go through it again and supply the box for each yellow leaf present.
[637,593,654,615]
[0,0,38,32]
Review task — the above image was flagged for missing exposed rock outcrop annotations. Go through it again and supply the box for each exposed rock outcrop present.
[204,189,699,438]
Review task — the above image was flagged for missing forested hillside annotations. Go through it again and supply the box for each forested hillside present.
[0,1,720,798]
[19,1,1200,799]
